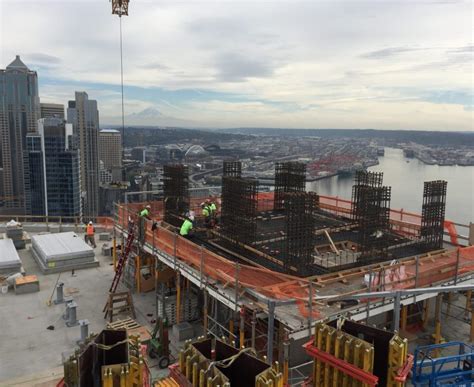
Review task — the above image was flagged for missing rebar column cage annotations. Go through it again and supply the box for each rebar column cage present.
[420,180,447,251]
[351,170,384,221]
[274,162,307,211]
[163,164,190,227]
[223,161,242,178]
[284,192,317,274]
[220,176,258,246]
[356,185,392,261]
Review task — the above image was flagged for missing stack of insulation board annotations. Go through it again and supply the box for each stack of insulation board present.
[31,232,99,274]
[0,239,23,275]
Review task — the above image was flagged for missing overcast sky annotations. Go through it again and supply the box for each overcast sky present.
[1,0,472,130]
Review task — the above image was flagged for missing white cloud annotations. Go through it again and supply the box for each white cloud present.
[0,0,472,130]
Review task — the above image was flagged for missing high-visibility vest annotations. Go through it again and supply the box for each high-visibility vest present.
[202,206,210,217]
[210,203,217,213]
[140,208,149,217]
[180,219,193,236]
[86,224,94,236]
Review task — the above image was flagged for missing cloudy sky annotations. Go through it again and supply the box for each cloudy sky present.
[1,0,472,130]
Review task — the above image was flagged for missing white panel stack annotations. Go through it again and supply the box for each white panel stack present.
[0,239,23,275]
[31,232,99,274]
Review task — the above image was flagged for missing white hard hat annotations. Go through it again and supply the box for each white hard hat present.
[146,204,151,209]
[88,221,93,225]
[189,215,195,221]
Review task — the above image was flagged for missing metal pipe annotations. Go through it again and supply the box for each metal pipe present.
[251,310,256,349]
[267,300,275,363]
[393,291,401,332]
[318,283,474,301]
[308,280,313,336]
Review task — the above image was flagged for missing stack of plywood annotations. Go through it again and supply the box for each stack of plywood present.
[31,232,99,274]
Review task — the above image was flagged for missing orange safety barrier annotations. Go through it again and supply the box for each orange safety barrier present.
[115,199,472,319]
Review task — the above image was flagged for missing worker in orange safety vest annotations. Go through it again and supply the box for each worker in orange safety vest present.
[84,221,97,248]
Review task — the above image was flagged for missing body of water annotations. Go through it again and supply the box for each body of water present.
[307,147,474,225]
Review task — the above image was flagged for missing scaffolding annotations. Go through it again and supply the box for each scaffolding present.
[223,161,242,178]
[420,180,447,251]
[221,176,258,246]
[284,192,317,275]
[274,162,307,211]
[163,164,190,227]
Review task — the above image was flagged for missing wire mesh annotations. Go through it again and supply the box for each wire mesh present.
[163,164,190,227]
[274,162,307,211]
[221,176,258,246]
[223,161,242,178]
[284,192,317,275]
[420,180,447,251]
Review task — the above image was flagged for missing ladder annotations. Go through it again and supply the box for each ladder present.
[103,221,136,316]
[110,220,136,293]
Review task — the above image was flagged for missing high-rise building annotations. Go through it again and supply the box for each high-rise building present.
[67,92,99,217]
[0,55,40,213]
[131,147,146,164]
[40,103,65,119]
[99,129,122,169]
[25,117,81,217]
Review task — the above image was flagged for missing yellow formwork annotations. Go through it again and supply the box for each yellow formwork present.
[311,323,374,387]
[178,338,283,387]
[387,335,408,387]
[101,334,147,387]
[309,322,409,387]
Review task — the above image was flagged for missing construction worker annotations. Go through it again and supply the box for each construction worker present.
[208,197,218,225]
[180,214,194,239]
[84,221,97,248]
[201,202,213,237]
[140,204,152,220]
[208,197,217,215]
[138,204,152,243]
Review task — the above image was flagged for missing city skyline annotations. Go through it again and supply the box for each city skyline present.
[0,0,472,131]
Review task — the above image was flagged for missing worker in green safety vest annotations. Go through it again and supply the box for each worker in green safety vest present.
[180,214,194,239]
[139,205,152,220]
[138,204,152,242]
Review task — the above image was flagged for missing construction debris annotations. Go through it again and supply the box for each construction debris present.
[6,219,28,249]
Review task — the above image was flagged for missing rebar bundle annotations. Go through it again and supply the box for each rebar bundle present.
[284,192,317,274]
[220,176,258,245]
[163,164,190,227]
[420,180,447,251]
[274,162,307,211]
[223,161,242,178]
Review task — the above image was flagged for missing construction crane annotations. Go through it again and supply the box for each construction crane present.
[110,0,129,153]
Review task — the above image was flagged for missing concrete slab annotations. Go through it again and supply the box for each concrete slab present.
[0,232,205,383]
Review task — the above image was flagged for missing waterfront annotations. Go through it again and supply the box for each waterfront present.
[307,147,474,225]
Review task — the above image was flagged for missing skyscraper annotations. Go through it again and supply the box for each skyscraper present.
[25,118,81,217]
[0,55,40,213]
[99,129,122,170]
[67,92,100,217]
[40,103,65,119]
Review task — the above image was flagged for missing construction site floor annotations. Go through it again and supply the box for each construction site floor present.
[0,233,198,385]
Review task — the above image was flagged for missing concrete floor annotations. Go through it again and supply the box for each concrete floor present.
[0,233,194,385]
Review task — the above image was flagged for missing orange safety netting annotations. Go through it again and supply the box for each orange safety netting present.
[116,195,471,319]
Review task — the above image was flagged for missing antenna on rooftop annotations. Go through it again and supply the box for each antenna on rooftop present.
[110,0,129,154]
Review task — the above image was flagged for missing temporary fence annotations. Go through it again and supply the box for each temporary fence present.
[116,200,474,320]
